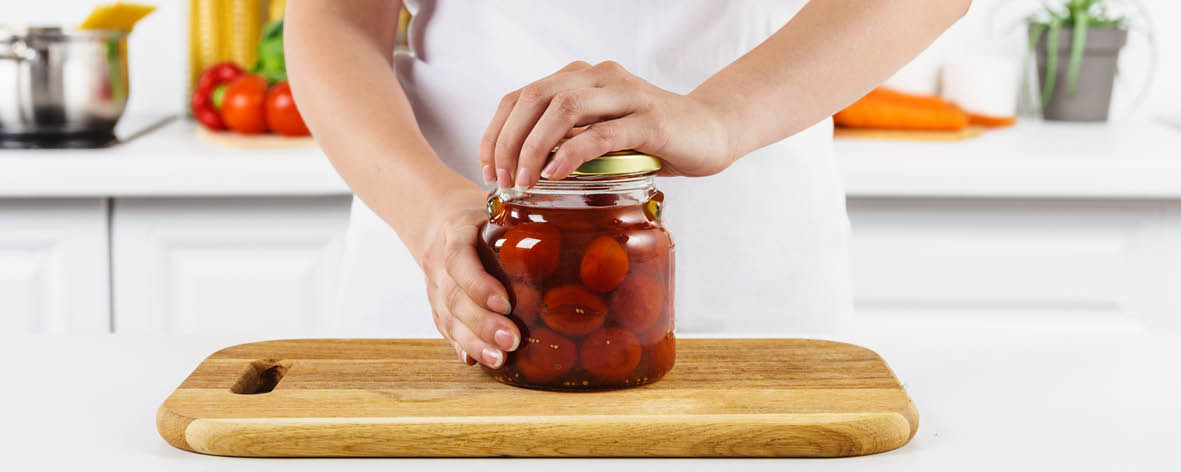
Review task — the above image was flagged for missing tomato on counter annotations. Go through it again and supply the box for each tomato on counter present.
[190,62,245,131]
[189,20,311,137]
[220,74,269,134]
[264,82,310,136]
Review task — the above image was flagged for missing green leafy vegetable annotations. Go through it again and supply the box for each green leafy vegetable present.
[251,19,287,83]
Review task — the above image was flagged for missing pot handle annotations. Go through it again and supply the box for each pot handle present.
[0,40,38,61]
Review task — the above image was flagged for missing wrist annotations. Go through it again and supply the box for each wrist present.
[415,185,488,264]
[688,87,751,166]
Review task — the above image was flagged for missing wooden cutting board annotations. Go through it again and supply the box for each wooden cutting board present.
[158,338,918,457]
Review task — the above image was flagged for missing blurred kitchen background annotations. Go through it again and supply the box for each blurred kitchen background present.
[2,0,1180,336]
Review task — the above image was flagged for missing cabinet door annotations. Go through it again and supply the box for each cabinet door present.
[112,197,351,334]
[0,199,110,333]
[847,199,1176,331]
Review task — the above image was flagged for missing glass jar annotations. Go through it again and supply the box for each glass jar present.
[478,151,675,391]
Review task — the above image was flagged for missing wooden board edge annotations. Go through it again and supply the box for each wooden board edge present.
[206,338,310,357]
[157,403,196,452]
[811,339,920,440]
[181,413,915,458]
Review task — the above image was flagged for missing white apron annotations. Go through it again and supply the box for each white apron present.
[331,0,854,336]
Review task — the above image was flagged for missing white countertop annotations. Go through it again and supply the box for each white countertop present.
[0,116,348,198]
[2,331,1178,470]
[836,118,1181,199]
[2,116,1180,199]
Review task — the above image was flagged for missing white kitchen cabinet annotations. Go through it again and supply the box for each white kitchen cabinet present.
[847,198,1181,332]
[0,199,110,333]
[111,196,351,334]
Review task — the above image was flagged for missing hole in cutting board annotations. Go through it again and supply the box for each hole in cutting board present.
[230,359,292,394]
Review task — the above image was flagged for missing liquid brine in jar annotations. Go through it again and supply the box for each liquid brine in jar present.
[477,151,675,390]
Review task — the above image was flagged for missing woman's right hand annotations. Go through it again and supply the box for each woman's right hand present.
[419,196,520,368]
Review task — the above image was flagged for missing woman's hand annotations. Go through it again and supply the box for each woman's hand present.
[479,61,737,190]
[419,193,520,368]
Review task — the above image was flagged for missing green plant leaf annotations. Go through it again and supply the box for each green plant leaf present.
[261,19,284,42]
[1066,11,1089,95]
[1027,22,1047,112]
[1042,20,1062,110]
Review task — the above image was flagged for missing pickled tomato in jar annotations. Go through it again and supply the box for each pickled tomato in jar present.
[478,151,675,390]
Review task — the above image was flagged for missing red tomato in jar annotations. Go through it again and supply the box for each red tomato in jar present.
[264,82,311,136]
[498,223,560,282]
[636,308,672,345]
[609,274,663,332]
[541,285,607,337]
[624,228,671,278]
[516,327,577,383]
[580,328,643,383]
[508,281,541,327]
[645,333,676,375]
[220,74,269,134]
[579,236,629,293]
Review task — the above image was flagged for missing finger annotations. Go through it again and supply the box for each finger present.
[479,90,518,186]
[565,126,588,138]
[447,312,506,368]
[444,277,521,353]
[429,280,481,366]
[493,63,596,190]
[542,114,653,180]
[426,278,454,341]
[517,88,637,187]
[444,223,512,315]
[456,340,476,366]
[482,61,592,189]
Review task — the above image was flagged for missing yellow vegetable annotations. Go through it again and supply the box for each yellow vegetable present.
[79,2,156,32]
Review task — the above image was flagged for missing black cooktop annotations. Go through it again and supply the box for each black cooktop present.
[0,131,120,149]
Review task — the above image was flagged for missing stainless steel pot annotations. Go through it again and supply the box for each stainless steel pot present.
[0,26,128,145]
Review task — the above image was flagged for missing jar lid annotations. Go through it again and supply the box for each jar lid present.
[570,150,662,176]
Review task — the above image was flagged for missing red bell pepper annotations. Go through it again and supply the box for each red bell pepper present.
[191,62,246,131]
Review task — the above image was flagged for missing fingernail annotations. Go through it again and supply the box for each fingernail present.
[482,165,495,186]
[514,168,530,191]
[495,329,519,351]
[487,295,511,315]
[496,168,511,190]
[482,347,504,368]
[540,161,559,180]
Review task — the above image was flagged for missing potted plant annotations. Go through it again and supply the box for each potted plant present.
[1026,0,1147,121]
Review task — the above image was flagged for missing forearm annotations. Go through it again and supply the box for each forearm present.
[692,0,971,159]
[285,1,483,263]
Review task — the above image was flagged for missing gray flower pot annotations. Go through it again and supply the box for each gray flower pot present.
[1032,26,1127,122]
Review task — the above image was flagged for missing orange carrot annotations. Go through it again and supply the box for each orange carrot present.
[966,112,1017,128]
[834,87,968,131]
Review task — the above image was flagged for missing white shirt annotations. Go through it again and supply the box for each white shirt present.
[332,0,853,336]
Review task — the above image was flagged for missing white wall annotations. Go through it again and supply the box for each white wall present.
[6,1,1178,119]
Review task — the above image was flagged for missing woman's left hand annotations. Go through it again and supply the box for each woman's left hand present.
[480,61,737,189]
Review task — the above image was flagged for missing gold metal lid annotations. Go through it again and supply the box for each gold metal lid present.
[570,150,662,176]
